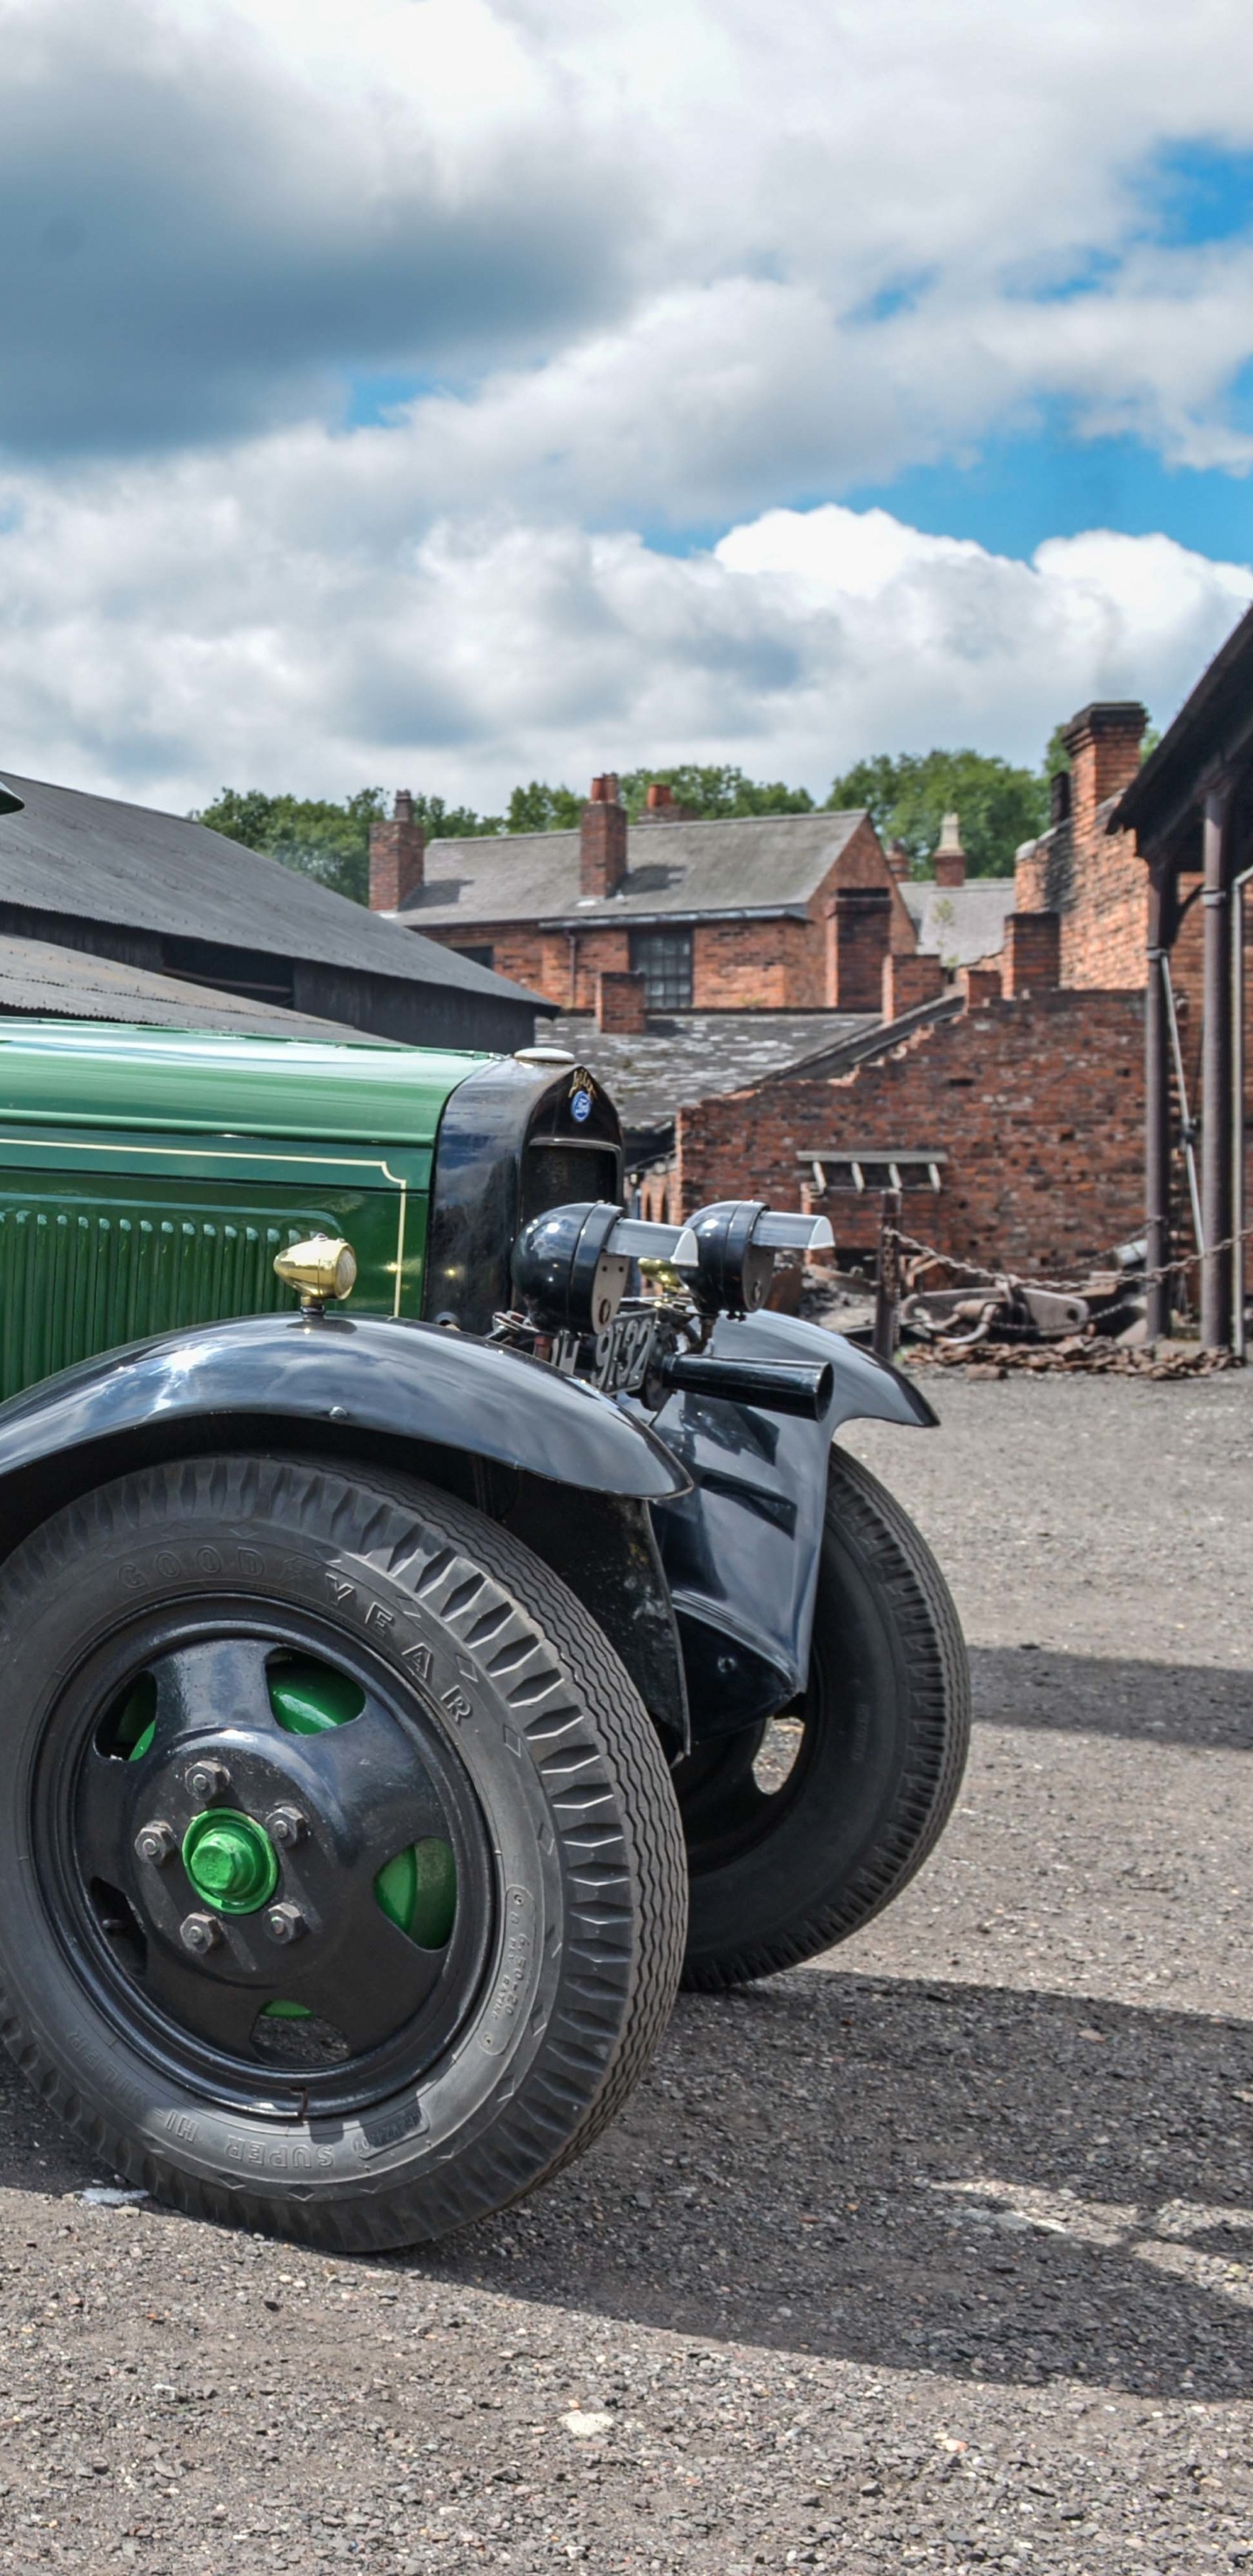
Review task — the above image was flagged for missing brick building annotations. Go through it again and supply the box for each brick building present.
[371,778,1015,1023]
[372,779,919,1016]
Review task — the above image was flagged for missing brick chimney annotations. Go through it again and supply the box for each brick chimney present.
[369,788,425,911]
[932,813,966,888]
[1062,703,1147,863]
[1004,910,1061,996]
[580,774,627,898]
[828,885,892,1010]
[885,837,911,882]
[882,950,944,1020]
[595,969,648,1033]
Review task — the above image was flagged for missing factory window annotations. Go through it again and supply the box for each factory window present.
[629,928,693,1011]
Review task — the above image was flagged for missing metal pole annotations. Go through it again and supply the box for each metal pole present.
[1233,862,1252,1359]
[1145,870,1172,1342]
[873,1188,902,1364]
[1202,780,1234,1349]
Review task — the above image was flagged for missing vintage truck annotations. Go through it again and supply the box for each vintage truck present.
[0,1012,968,2250]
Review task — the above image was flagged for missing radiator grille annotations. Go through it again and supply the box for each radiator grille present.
[0,1206,307,1401]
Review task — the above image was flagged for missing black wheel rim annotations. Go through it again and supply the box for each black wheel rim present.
[34,1598,496,2119]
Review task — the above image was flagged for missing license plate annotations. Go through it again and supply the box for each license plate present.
[553,1311,658,1394]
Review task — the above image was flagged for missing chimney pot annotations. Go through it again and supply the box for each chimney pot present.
[885,837,911,882]
[933,812,967,888]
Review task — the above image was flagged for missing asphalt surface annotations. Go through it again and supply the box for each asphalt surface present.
[0,1374,1249,2573]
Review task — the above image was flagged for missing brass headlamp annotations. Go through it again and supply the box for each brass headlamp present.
[274,1235,358,1314]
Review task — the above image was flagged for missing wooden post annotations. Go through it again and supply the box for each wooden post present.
[874,1188,902,1364]
[1202,779,1234,1348]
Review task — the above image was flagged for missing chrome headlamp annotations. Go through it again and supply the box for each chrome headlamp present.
[680,1202,834,1318]
[512,1203,698,1333]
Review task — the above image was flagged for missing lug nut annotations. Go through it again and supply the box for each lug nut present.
[186,1759,231,1801]
[134,1820,177,1866]
[265,1806,307,1850]
[265,1902,306,1945]
[179,1912,223,1955]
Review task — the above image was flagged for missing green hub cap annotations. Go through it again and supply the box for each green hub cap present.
[182,1809,279,1915]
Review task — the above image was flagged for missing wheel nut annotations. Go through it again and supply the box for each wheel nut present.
[265,1806,307,1850]
[179,1912,223,1955]
[186,1759,231,1801]
[265,1902,306,1944]
[134,1820,177,1866]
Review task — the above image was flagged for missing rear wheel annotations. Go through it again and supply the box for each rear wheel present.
[677,1446,968,1989]
[0,1454,687,2250]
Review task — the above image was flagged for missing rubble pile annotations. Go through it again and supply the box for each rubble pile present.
[903,1334,1243,1380]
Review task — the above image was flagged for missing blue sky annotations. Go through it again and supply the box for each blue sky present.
[1,0,1251,808]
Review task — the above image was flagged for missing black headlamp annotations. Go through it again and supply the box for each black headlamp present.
[513,1203,698,1333]
[681,1202,834,1318]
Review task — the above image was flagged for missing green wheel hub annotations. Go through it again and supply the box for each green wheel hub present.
[182,1809,279,1915]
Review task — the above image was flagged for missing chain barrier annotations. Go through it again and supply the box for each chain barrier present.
[885,1219,1253,1304]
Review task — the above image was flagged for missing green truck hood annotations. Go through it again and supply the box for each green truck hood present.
[0,1020,488,1146]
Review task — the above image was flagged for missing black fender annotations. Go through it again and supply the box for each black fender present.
[0,1310,694,1748]
[641,1310,936,1737]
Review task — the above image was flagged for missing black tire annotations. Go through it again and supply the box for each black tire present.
[0,1454,687,2250]
[678,1445,968,1990]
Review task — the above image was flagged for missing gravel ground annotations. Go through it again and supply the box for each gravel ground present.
[0,1375,1248,2574]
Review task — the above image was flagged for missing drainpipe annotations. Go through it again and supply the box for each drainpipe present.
[1144,867,1172,1344]
[1233,857,1253,1359]
[1201,778,1234,1350]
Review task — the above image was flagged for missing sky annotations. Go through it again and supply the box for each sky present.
[3,0,1253,814]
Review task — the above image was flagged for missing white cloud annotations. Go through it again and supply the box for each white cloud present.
[4,0,1253,490]
[1,441,1247,808]
[3,0,1253,808]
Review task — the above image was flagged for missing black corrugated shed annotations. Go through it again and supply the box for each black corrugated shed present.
[0,775,545,1052]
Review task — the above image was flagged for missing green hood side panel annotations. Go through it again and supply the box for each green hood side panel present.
[0,1019,485,1146]
[0,1022,494,1398]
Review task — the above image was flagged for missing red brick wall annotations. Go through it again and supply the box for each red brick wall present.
[420,921,559,996]
[596,969,647,1032]
[675,989,1147,1277]
[884,951,944,1018]
[1004,911,1060,996]
[688,916,814,1009]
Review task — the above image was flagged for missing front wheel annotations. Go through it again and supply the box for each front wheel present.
[0,1454,687,2249]
[677,1446,969,1989]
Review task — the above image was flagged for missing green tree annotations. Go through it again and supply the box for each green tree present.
[825,749,1049,878]
[193,785,499,904]
[618,763,814,820]
[506,782,585,833]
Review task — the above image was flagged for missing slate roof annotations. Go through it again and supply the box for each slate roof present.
[0,773,543,1008]
[394,810,871,930]
[546,1009,877,1142]
[900,878,1015,967]
[0,933,393,1043]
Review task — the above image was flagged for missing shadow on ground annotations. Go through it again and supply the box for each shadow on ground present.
[0,1968,1247,2399]
[971,1647,1253,1748]
[416,1970,1253,2400]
